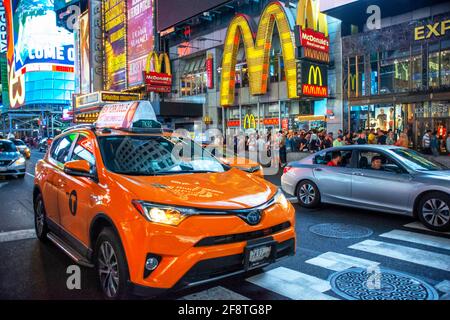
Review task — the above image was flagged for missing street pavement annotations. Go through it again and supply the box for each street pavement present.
[0,151,450,300]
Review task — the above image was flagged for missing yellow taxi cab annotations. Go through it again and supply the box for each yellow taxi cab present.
[33,101,296,299]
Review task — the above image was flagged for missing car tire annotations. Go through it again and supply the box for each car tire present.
[418,192,450,232]
[94,228,131,300]
[34,193,49,242]
[296,180,321,209]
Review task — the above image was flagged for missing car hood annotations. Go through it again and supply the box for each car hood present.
[112,168,276,210]
[0,152,20,161]
[415,170,450,181]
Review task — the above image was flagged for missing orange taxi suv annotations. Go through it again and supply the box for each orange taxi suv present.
[33,101,296,299]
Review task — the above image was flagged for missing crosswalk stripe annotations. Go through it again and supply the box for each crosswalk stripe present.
[380,230,450,251]
[349,240,450,272]
[403,222,450,235]
[246,267,338,300]
[0,229,36,243]
[180,286,250,300]
[306,251,379,272]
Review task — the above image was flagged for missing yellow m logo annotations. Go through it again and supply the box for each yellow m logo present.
[220,1,298,107]
[297,0,328,36]
[308,66,323,86]
[243,114,256,129]
[145,52,171,75]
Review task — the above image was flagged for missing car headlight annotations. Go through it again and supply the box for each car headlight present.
[132,200,195,226]
[274,189,289,210]
[13,157,26,166]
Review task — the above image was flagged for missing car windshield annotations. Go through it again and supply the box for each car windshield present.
[392,149,448,171]
[0,140,17,153]
[98,135,228,176]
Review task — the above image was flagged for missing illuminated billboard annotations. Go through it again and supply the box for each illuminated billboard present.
[11,0,75,73]
[103,0,127,91]
[79,12,90,94]
[127,0,154,86]
[3,0,75,109]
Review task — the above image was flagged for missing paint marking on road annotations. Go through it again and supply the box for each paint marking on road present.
[349,240,450,272]
[180,286,250,300]
[380,230,450,251]
[246,267,338,300]
[435,280,450,293]
[0,229,36,243]
[0,182,8,189]
[306,251,379,272]
[26,172,35,178]
[403,222,450,235]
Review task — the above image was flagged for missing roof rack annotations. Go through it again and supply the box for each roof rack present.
[62,124,96,133]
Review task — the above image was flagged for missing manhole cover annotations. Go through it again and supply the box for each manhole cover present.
[309,223,373,239]
[329,267,439,300]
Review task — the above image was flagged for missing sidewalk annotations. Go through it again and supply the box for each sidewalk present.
[286,151,450,168]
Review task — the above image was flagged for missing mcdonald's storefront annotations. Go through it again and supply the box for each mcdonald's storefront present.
[217,0,335,134]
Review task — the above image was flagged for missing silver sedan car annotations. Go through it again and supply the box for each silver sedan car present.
[281,145,450,231]
[0,139,26,178]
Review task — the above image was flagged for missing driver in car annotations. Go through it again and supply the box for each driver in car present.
[371,156,384,170]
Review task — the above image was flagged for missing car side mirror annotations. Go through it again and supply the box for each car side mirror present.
[64,160,97,180]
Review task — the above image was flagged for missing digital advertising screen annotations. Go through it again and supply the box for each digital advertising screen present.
[11,0,75,73]
[103,0,127,91]
[127,0,154,86]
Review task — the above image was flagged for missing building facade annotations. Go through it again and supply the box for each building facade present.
[334,0,450,149]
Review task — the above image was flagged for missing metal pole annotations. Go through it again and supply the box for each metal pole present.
[278,54,281,131]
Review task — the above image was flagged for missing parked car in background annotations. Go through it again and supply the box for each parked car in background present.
[0,139,26,178]
[11,139,31,159]
[282,145,450,231]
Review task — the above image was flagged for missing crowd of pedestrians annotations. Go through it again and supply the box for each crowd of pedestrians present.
[232,127,450,167]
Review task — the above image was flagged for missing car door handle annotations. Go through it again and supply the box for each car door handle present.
[353,172,364,176]
[314,168,323,172]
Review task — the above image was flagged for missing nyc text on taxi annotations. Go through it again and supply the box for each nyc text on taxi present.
[33,101,296,299]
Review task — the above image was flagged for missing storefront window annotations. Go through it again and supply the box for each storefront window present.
[348,57,357,98]
[440,40,450,87]
[411,45,423,91]
[357,56,365,96]
[370,53,379,95]
[380,51,395,94]
[394,52,410,93]
[428,42,440,88]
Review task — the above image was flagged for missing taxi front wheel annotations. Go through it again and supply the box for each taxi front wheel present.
[94,228,131,300]
[34,194,48,242]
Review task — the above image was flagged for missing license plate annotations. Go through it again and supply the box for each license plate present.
[244,241,275,270]
[0,167,7,172]
[249,246,272,263]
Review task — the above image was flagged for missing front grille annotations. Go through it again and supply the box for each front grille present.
[175,238,295,289]
[194,221,291,247]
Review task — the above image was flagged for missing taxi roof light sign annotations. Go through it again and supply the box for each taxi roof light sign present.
[95,101,161,131]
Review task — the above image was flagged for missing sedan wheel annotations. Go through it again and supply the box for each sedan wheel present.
[418,192,450,232]
[297,180,320,208]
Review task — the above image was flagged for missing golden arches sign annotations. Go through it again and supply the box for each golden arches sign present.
[220,0,328,107]
[243,114,257,130]
[297,0,328,36]
[145,51,171,75]
[308,65,323,86]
